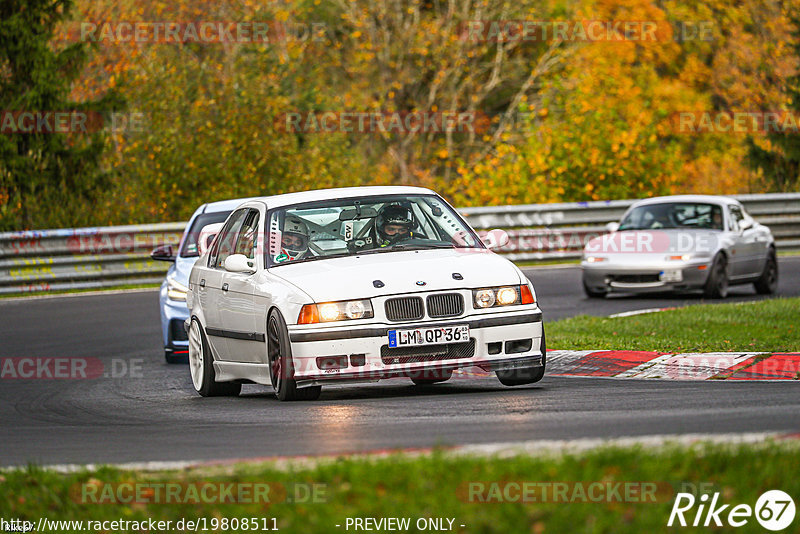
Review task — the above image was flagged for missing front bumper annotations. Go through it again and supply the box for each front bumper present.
[582,261,712,294]
[287,310,544,386]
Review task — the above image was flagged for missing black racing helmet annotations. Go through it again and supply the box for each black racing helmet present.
[375,204,414,244]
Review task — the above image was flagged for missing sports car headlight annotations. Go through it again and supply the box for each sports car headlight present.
[472,285,534,309]
[298,299,374,324]
[166,276,189,301]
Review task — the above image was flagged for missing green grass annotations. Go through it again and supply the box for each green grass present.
[548,297,800,352]
[1,442,797,533]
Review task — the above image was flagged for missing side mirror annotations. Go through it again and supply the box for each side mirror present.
[482,229,510,250]
[605,222,620,233]
[224,254,256,274]
[739,218,753,232]
[198,222,224,255]
[150,244,176,262]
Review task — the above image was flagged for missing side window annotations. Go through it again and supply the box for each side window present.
[728,205,744,232]
[234,210,260,261]
[209,209,247,269]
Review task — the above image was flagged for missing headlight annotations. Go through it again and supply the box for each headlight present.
[298,299,374,324]
[474,289,495,308]
[472,285,534,309]
[166,276,189,301]
[585,256,607,263]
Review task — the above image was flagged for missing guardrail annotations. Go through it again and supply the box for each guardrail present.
[1,193,798,294]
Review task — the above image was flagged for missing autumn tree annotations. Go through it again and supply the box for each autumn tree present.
[0,0,117,230]
[746,8,800,192]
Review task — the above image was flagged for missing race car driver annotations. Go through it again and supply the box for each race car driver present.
[279,217,310,261]
[373,204,414,248]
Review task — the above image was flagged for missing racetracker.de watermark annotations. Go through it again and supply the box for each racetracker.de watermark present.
[65,21,327,44]
[667,111,800,134]
[274,111,491,135]
[0,111,146,134]
[459,481,683,503]
[459,20,713,42]
[71,481,327,504]
[0,357,142,380]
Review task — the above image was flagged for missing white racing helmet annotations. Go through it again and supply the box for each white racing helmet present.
[281,217,310,260]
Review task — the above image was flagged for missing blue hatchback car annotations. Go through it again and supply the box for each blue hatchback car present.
[151,198,253,363]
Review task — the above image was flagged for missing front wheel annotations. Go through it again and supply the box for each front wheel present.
[703,254,729,299]
[267,310,321,401]
[188,318,241,397]
[496,330,546,386]
[583,278,607,299]
[754,250,778,294]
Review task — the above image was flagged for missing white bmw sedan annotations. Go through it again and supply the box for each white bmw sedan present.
[185,186,545,401]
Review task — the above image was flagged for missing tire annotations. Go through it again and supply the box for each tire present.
[754,250,778,295]
[410,369,453,386]
[267,310,321,401]
[582,278,606,299]
[188,318,241,397]
[495,329,546,386]
[165,350,188,364]
[703,254,729,299]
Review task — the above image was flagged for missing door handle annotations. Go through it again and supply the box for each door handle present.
[222,283,229,292]
[199,279,205,288]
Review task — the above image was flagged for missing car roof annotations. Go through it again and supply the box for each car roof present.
[631,195,740,208]
[240,186,437,209]
[200,196,260,214]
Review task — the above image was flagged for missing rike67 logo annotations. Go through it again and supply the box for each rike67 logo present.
[668,490,795,531]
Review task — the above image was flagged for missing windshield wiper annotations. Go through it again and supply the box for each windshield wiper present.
[272,251,351,266]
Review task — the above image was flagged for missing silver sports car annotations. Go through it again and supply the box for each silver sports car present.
[581,195,778,298]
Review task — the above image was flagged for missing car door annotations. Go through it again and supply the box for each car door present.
[738,206,768,276]
[218,208,264,363]
[203,208,248,360]
[725,205,750,278]
[728,205,761,277]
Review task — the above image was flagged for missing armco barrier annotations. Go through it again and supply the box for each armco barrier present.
[1,193,798,294]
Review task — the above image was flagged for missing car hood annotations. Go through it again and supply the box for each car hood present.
[269,248,522,302]
[583,229,722,258]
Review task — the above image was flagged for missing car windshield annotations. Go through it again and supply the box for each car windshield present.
[266,194,483,267]
[179,211,232,257]
[618,203,724,231]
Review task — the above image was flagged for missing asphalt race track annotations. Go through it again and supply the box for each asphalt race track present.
[1,257,798,467]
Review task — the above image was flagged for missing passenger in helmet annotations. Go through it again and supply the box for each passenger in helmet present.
[374,204,414,247]
[280,217,310,261]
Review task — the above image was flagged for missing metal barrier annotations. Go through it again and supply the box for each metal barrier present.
[1,193,798,294]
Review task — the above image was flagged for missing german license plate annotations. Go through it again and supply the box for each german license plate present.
[659,269,683,282]
[388,325,469,348]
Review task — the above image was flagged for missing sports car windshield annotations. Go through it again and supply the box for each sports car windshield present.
[179,210,232,257]
[618,203,724,231]
[266,194,483,267]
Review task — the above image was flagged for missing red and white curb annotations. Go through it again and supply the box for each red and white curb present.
[453,350,800,380]
[546,350,800,380]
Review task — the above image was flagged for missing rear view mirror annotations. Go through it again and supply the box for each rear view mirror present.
[150,244,176,262]
[739,218,753,232]
[339,207,378,221]
[224,254,256,274]
[482,229,510,250]
[198,222,224,255]
[605,222,620,233]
